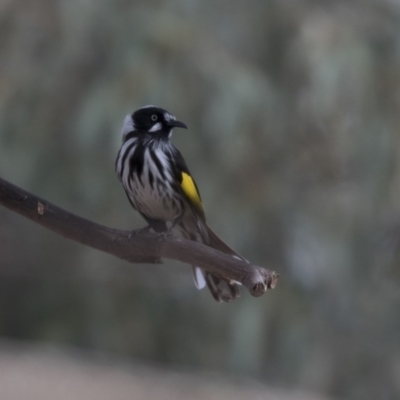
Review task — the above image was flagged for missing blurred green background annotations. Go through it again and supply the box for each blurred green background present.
[1,1,400,399]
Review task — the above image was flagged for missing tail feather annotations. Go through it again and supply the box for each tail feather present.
[205,224,248,263]
[205,272,240,302]
[193,267,206,289]
[180,222,244,302]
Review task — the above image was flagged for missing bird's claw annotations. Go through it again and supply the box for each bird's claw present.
[156,228,174,242]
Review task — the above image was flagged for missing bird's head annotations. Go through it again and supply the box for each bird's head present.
[122,106,187,139]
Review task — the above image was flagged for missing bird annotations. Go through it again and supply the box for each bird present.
[115,105,245,302]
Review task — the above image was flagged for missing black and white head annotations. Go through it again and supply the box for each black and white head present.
[122,105,187,139]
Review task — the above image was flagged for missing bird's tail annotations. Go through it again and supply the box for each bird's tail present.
[181,222,246,302]
[205,224,247,261]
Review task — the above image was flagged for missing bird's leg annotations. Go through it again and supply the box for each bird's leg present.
[155,214,182,241]
[156,226,175,241]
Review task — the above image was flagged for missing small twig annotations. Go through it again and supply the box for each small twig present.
[0,177,279,297]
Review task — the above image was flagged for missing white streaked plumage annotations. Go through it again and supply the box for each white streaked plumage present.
[116,137,137,179]
[117,137,134,168]
[117,138,180,221]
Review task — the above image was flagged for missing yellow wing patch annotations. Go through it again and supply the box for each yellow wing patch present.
[181,172,204,212]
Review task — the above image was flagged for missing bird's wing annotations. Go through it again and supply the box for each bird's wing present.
[171,147,205,220]
[180,171,204,214]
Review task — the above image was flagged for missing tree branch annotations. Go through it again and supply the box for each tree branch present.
[0,177,278,297]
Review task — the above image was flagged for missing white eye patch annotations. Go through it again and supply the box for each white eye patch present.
[148,122,162,132]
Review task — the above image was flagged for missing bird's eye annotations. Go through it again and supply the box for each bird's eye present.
[151,114,158,121]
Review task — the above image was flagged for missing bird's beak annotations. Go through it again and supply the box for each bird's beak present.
[167,120,188,129]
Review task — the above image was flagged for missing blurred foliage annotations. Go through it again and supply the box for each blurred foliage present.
[1,0,400,399]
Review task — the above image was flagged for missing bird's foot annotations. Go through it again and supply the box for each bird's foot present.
[156,228,174,242]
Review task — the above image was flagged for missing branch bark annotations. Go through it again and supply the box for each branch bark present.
[0,177,278,297]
